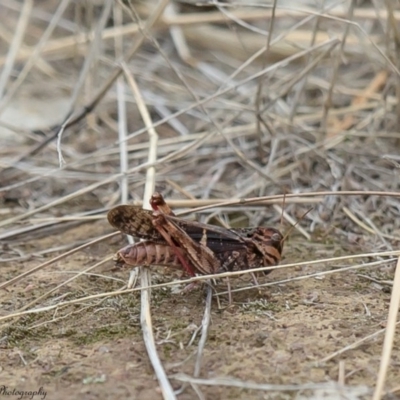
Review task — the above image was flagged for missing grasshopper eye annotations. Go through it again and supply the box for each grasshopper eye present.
[271,233,282,243]
[245,229,256,237]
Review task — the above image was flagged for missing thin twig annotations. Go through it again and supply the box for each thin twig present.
[171,373,348,392]
[122,7,176,395]
[194,286,213,377]
[3,0,170,166]
[372,256,400,400]
[0,232,117,290]
[1,252,398,324]
[0,0,33,98]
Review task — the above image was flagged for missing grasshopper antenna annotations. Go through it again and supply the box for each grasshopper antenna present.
[281,207,313,243]
[280,192,286,231]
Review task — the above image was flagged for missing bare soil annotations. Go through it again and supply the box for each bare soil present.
[1,220,398,400]
[1,1,400,399]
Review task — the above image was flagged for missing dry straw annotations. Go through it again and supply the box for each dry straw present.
[0,0,400,399]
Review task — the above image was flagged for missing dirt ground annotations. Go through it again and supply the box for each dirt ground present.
[1,1,400,399]
[1,219,398,400]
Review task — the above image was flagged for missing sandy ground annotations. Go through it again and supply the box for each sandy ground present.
[1,1,400,399]
[1,220,398,400]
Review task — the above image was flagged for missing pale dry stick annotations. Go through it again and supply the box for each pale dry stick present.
[123,3,265,183]
[0,23,54,76]
[189,286,212,400]
[29,215,105,223]
[158,113,236,166]
[222,253,397,286]
[215,1,340,91]
[263,38,340,116]
[319,321,400,364]
[115,9,129,206]
[115,15,135,285]
[1,189,399,231]
[3,6,400,67]
[2,113,246,210]
[184,190,400,216]
[0,241,90,263]
[289,0,323,121]
[388,385,400,396]
[29,302,102,330]
[342,206,380,237]
[189,383,205,400]
[123,58,176,399]
[1,235,99,261]
[328,70,388,135]
[0,211,107,241]
[338,360,345,386]
[273,204,311,240]
[165,179,198,201]
[56,114,74,167]
[128,197,323,209]
[217,125,280,185]
[52,270,124,284]
[201,158,234,200]
[1,253,398,324]
[137,35,347,145]
[0,23,140,66]
[372,256,400,400]
[0,0,33,98]
[17,34,343,174]
[357,274,393,287]
[0,219,83,241]
[321,1,355,134]
[216,257,398,297]
[384,0,400,129]
[131,9,284,186]
[17,257,113,313]
[171,373,345,393]
[352,104,387,135]
[162,6,400,27]
[154,37,347,164]
[57,0,114,167]
[4,115,358,191]
[343,206,400,242]
[0,232,118,290]
[292,99,395,126]
[61,123,257,170]
[213,0,270,37]
[0,171,126,228]
[253,0,277,161]
[0,198,316,240]
[164,2,196,67]
[0,126,225,191]
[6,0,170,166]
[0,0,72,116]
[300,5,400,77]
[193,286,213,377]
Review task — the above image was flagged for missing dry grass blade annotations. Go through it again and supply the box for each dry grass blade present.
[1,1,400,398]
[171,374,365,394]
[0,0,32,98]
[216,257,398,296]
[0,0,72,114]
[319,321,400,364]
[372,256,400,400]
[121,3,176,396]
[17,256,113,313]
[1,251,397,325]
[0,232,117,290]
[194,286,212,378]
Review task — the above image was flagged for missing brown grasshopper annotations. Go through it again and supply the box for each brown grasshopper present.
[107,193,284,280]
